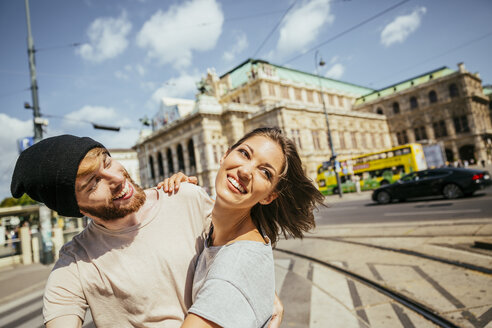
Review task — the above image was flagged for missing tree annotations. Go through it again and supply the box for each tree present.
[0,194,37,207]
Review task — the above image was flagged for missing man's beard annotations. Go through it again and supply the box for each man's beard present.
[80,172,147,221]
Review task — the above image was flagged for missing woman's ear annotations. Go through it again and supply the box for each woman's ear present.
[259,192,278,205]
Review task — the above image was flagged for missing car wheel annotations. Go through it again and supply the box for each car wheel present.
[442,183,463,199]
[332,187,339,194]
[376,191,391,204]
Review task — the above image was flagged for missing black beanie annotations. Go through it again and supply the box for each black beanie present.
[11,135,106,217]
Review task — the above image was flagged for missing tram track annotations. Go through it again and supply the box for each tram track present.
[275,247,461,328]
[304,236,492,275]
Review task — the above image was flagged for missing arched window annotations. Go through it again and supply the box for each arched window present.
[148,155,155,180]
[167,148,174,174]
[177,144,185,171]
[187,139,196,171]
[429,90,437,103]
[376,107,383,115]
[449,84,459,98]
[410,96,418,110]
[157,152,164,177]
[392,102,400,114]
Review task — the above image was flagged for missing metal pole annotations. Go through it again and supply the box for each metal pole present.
[315,51,342,198]
[24,0,43,142]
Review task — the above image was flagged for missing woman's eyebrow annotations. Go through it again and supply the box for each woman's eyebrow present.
[245,144,277,173]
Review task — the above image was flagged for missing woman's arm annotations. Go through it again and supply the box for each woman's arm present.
[181,313,221,328]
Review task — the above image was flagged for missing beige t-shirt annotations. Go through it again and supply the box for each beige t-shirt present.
[43,183,213,327]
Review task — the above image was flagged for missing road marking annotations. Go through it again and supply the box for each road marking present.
[324,206,358,211]
[0,288,44,313]
[384,209,481,216]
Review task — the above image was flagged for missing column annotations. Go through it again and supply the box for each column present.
[19,226,32,265]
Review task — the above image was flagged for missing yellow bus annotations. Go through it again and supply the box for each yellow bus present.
[316,143,427,195]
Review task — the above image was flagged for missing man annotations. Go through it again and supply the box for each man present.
[11,135,282,327]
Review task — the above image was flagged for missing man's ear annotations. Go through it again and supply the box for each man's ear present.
[259,192,278,205]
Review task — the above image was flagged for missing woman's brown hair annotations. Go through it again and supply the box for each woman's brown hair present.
[228,127,325,246]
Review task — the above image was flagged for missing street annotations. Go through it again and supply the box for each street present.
[317,186,492,224]
[0,190,491,327]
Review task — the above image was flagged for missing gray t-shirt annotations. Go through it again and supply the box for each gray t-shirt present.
[188,236,275,328]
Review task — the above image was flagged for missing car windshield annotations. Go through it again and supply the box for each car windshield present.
[400,173,416,182]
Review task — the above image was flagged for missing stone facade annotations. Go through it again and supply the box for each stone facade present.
[134,59,490,195]
[353,63,491,165]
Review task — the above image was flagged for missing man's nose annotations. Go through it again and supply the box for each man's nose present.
[103,170,124,188]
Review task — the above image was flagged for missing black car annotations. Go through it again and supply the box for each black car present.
[372,167,492,204]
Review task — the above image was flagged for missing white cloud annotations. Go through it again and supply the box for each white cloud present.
[223,32,248,62]
[151,72,201,103]
[325,63,345,79]
[93,128,141,149]
[381,7,427,47]
[0,114,33,200]
[136,0,224,69]
[65,106,133,128]
[135,64,146,77]
[276,0,334,57]
[114,70,130,80]
[77,12,132,63]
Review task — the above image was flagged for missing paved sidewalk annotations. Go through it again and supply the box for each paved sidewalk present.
[275,218,492,327]
[1,218,491,327]
[0,263,52,307]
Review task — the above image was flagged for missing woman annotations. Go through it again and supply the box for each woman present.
[159,127,324,328]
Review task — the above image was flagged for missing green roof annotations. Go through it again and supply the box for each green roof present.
[222,58,374,96]
[483,85,492,96]
[354,66,456,105]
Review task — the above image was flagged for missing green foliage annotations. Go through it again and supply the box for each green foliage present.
[0,194,38,207]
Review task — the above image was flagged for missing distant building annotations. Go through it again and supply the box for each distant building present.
[108,149,141,186]
[134,59,391,194]
[152,97,195,131]
[134,60,490,194]
[354,63,492,163]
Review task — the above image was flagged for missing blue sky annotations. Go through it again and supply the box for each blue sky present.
[1,0,491,200]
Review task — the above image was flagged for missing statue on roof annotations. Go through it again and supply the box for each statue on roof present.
[196,78,213,96]
[196,68,220,97]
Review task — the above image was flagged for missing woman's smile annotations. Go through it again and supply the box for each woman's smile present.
[227,175,246,194]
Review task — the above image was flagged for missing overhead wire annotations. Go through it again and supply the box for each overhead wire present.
[368,30,492,87]
[282,0,411,65]
[36,42,83,52]
[252,0,298,58]
[0,87,30,99]
[43,113,138,130]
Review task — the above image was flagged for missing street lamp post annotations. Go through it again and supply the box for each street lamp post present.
[315,50,343,198]
[24,0,43,143]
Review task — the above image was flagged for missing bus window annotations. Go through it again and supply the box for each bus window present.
[402,147,410,154]
[392,165,405,174]
[394,149,402,156]
[387,151,394,158]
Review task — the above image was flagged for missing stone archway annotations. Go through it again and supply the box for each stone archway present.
[459,145,475,161]
[445,148,454,162]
